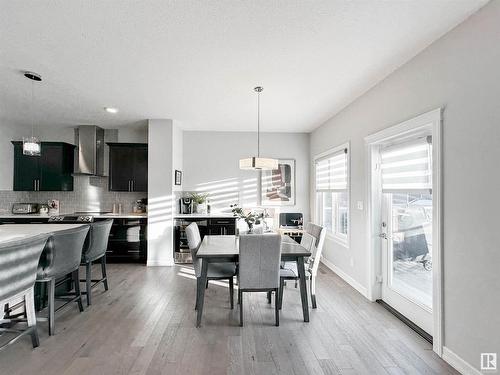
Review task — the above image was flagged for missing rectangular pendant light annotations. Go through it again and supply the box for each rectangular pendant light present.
[239,157,279,170]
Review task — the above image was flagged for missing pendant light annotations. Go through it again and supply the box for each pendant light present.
[23,71,42,156]
[239,86,279,170]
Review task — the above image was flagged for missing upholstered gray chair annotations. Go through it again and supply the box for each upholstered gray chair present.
[36,225,90,335]
[80,219,113,306]
[0,234,49,350]
[238,234,282,326]
[279,223,326,309]
[186,222,236,310]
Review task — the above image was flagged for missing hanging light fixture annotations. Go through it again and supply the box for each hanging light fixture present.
[239,86,279,170]
[23,71,42,156]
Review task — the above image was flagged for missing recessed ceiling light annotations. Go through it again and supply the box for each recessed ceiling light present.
[104,107,118,114]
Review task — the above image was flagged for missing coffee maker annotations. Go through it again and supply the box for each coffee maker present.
[179,197,194,214]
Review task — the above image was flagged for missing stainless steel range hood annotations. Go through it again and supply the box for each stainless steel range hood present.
[74,125,105,175]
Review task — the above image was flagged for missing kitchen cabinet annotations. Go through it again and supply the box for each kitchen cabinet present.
[101,217,147,263]
[12,142,75,191]
[107,143,148,192]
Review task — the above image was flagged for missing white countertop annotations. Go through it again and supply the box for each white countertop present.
[0,223,87,242]
[174,213,235,219]
[0,213,147,219]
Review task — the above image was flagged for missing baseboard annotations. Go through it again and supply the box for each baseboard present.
[320,257,368,298]
[442,347,482,375]
[146,260,174,267]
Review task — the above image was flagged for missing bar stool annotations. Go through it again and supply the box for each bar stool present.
[80,219,113,306]
[36,225,90,335]
[0,234,49,350]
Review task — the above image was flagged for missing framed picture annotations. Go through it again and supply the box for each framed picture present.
[174,170,182,185]
[261,159,295,206]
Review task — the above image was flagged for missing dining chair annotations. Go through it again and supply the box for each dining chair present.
[80,219,113,306]
[279,223,326,309]
[0,234,49,351]
[36,225,90,335]
[238,234,282,326]
[186,222,237,310]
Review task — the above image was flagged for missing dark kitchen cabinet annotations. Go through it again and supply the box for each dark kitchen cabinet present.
[101,217,147,263]
[107,143,148,192]
[207,218,237,235]
[12,142,75,191]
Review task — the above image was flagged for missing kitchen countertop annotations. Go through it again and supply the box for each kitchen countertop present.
[0,223,87,242]
[174,213,235,219]
[0,213,148,219]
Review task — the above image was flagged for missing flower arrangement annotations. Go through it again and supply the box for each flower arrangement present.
[189,192,208,205]
[230,204,264,233]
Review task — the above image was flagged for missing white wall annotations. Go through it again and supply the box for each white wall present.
[147,119,176,266]
[182,131,310,221]
[310,2,500,371]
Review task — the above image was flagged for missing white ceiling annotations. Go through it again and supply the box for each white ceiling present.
[0,1,487,133]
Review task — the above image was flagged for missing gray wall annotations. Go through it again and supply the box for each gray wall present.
[182,131,310,222]
[310,2,500,370]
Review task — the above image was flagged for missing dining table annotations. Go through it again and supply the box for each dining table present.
[195,234,312,327]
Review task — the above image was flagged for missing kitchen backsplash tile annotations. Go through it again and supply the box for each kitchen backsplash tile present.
[0,175,146,214]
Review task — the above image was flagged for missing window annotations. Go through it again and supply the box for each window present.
[315,144,349,244]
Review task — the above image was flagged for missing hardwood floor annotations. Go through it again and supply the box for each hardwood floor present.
[0,263,458,375]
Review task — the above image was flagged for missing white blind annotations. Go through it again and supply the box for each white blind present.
[381,136,432,193]
[315,148,348,192]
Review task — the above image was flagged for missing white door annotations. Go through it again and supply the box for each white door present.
[379,136,433,335]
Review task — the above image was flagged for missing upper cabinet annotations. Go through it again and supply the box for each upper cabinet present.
[12,142,75,191]
[107,143,148,192]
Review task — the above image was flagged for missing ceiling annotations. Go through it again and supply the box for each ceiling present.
[0,1,488,133]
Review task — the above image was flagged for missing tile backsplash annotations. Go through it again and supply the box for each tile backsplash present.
[0,175,146,215]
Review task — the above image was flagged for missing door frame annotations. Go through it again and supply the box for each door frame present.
[364,108,443,356]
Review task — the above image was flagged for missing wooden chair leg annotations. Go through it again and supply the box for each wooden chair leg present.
[239,290,243,327]
[48,278,55,336]
[73,269,84,312]
[310,275,317,309]
[278,278,285,310]
[101,256,109,291]
[274,288,279,327]
[25,288,39,348]
[229,277,234,310]
[86,262,92,306]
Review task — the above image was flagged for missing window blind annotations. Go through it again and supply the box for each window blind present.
[381,136,432,193]
[315,148,348,192]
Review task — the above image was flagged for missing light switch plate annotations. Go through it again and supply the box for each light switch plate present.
[357,201,364,210]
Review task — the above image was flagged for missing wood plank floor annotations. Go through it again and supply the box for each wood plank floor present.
[0,263,458,375]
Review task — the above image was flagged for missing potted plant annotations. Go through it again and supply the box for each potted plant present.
[230,204,264,234]
[190,192,209,214]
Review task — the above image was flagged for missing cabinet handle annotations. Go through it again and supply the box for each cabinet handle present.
[34,180,36,191]
[37,179,40,191]
[132,180,134,192]
[128,180,131,192]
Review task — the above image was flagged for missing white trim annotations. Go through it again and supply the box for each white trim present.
[442,347,482,375]
[364,107,443,355]
[320,256,368,298]
[147,260,174,267]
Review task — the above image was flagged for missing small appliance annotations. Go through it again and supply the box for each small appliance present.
[12,203,39,215]
[179,197,194,214]
[279,212,303,228]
